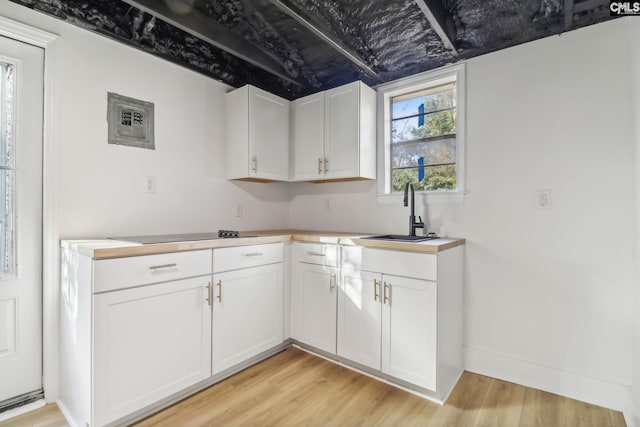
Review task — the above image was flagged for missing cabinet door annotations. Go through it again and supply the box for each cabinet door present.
[291,262,337,354]
[381,275,437,391]
[212,263,283,374]
[292,92,325,181]
[338,268,382,370]
[93,276,212,426]
[324,81,360,179]
[249,86,290,181]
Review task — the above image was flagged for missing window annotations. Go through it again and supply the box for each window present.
[0,60,15,276]
[378,64,465,194]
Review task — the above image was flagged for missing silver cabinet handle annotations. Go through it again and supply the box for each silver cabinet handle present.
[206,282,212,306]
[251,155,258,173]
[324,158,328,174]
[306,251,325,257]
[243,252,263,257]
[329,273,336,294]
[217,280,222,302]
[374,279,379,302]
[149,263,177,270]
[383,281,390,305]
[318,158,322,175]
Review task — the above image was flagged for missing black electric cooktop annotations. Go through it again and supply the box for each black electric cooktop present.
[111,230,254,244]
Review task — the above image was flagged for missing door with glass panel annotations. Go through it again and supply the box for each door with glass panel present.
[0,36,44,405]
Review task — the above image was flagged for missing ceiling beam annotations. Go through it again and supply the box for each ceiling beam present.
[564,0,574,30]
[122,0,305,87]
[271,0,380,79]
[413,0,458,55]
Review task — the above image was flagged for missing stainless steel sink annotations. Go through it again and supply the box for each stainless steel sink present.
[362,234,438,242]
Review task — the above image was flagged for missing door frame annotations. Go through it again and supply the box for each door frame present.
[0,16,61,403]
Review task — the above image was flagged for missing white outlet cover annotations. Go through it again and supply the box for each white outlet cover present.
[536,189,552,209]
[145,176,156,194]
[235,204,243,217]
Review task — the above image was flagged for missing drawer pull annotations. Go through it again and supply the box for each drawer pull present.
[148,263,177,271]
[374,279,379,302]
[206,282,212,306]
[217,280,222,302]
[318,158,322,175]
[329,273,336,294]
[306,252,325,257]
[243,252,263,257]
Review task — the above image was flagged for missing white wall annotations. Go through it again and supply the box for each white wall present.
[0,2,291,239]
[291,19,635,411]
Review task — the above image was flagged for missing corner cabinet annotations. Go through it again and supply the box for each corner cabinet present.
[226,85,290,182]
[292,81,376,182]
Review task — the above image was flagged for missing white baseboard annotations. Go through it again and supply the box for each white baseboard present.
[0,400,45,422]
[464,345,632,413]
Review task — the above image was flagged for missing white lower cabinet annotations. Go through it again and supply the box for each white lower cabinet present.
[93,277,212,426]
[337,245,463,400]
[291,242,338,354]
[381,275,437,391]
[60,243,286,427]
[338,271,437,391]
[212,263,283,374]
[59,249,214,427]
[338,269,381,369]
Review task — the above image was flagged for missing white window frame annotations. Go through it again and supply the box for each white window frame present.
[376,63,466,195]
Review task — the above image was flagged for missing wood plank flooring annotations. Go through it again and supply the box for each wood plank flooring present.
[0,347,626,426]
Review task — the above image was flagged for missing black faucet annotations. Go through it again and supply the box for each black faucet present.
[403,181,425,237]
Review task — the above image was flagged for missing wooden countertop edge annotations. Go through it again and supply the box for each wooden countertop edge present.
[62,231,465,259]
[346,237,466,253]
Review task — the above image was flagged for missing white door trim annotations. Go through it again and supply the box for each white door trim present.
[0,16,61,403]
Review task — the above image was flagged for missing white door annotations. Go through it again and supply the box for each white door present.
[292,92,325,181]
[93,277,212,426]
[381,275,437,391]
[338,268,381,370]
[324,81,360,179]
[0,37,44,403]
[212,263,283,375]
[249,86,289,181]
[293,263,337,354]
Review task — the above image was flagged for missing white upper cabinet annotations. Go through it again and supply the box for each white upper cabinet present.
[292,81,376,182]
[226,85,290,181]
[291,92,325,180]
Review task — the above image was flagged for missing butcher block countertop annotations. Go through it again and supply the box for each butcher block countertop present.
[61,229,465,259]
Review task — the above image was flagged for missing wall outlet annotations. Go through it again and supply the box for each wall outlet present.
[324,198,332,212]
[145,176,156,194]
[235,203,243,217]
[536,189,552,209]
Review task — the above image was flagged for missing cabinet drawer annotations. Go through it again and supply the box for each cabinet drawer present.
[342,246,437,282]
[93,250,213,293]
[293,242,338,266]
[214,243,283,272]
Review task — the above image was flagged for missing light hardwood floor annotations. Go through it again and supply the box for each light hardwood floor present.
[0,348,627,427]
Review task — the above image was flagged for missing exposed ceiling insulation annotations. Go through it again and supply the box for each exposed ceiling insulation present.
[10,0,615,99]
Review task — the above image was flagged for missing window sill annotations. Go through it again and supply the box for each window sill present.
[375,190,466,205]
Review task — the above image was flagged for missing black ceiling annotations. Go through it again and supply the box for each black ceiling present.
[11,0,614,100]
